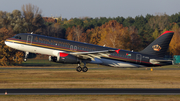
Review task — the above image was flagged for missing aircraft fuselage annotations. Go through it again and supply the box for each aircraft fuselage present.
[5,33,172,68]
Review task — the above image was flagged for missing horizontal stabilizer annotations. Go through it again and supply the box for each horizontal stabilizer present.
[150,59,172,64]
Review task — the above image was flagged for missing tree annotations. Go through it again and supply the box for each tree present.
[123,17,135,27]
[129,26,141,51]
[133,15,146,29]
[169,24,180,55]
[169,12,180,26]
[88,20,137,50]
[73,26,83,42]
[0,27,24,66]
[148,13,169,31]
[88,27,102,45]
[22,3,43,33]
[115,16,125,24]
[66,26,84,42]
[97,20,126,49]
[152,28,159,40]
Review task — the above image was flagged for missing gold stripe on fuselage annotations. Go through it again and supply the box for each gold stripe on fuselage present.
[6,39,74,52]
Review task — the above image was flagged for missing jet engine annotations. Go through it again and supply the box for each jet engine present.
[27,53,37,59]
[49,52,80,64]
[49,56,57,62]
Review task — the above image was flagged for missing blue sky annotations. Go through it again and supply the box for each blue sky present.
[0,0,180,19]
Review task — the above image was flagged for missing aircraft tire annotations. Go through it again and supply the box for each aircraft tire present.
[76,66,82,72]
[82,66,88,72]
[24,58,27,62]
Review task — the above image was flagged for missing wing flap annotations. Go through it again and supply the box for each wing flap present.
[70,50,117,61]
[70,50,115,55]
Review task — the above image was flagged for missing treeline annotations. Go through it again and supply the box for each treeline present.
[63,13,180,55]
[1,4,180,65]
[63,13,180,50]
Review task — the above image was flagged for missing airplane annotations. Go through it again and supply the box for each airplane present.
[5,31,174,72]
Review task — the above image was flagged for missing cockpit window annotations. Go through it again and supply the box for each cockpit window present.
[14,36,21,39]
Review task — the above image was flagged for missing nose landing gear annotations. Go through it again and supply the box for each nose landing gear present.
[24,52,29,62]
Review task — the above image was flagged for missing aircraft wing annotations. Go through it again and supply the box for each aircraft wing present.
[70,49,120,61]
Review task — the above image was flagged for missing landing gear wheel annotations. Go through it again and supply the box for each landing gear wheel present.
[82,66,88,72]
[76,66,82,72]
[24,58,27,62]
[24,52,29,62]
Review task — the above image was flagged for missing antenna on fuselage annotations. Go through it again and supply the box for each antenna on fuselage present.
[31,32,33,34]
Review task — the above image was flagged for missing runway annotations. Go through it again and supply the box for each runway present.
[0,67,180,70]
[1,88,180,95]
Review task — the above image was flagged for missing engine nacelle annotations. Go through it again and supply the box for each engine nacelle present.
[27,53,37,59]
[50,52,80,64]
[49,56,57,62]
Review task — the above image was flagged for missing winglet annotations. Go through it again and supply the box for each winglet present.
[115,49,121,54]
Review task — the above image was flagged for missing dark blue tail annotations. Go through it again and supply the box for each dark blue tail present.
[140,31,174,57]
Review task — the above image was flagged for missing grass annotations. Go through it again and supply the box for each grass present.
[0,64,180,88]
[0,95,180,101]
[1,59,180,100]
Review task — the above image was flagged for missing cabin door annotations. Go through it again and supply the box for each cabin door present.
[26,35,33,44]
[136,54,142,63]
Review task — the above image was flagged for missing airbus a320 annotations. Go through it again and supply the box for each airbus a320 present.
[5,31,174,72]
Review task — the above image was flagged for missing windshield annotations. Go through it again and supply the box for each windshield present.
[13,35,21,39]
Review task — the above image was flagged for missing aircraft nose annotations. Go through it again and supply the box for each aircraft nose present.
[5,40,8,45]
[4,40,10,46]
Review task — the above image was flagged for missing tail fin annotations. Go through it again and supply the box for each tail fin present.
[140,31,174,57]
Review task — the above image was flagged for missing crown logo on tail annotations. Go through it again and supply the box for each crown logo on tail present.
[152,44,161,51]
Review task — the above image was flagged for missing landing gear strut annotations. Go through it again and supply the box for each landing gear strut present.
[24,52,29,62]
[76,61,88,72]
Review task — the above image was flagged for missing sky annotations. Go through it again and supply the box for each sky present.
[0,0,180,19]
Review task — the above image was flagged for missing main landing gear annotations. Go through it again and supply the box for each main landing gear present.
[76,66,88,72]
[76,61,88,72]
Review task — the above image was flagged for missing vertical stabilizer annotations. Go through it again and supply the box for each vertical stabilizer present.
[140,31,174,57]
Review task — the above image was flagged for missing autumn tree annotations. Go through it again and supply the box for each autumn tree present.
[87,20,131,50]
[88,27,102,45]
[22,3,44,33]
[66,26,84,42]
[97,20,127,49]
[0,27,24,66]
[169,24,180,55]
